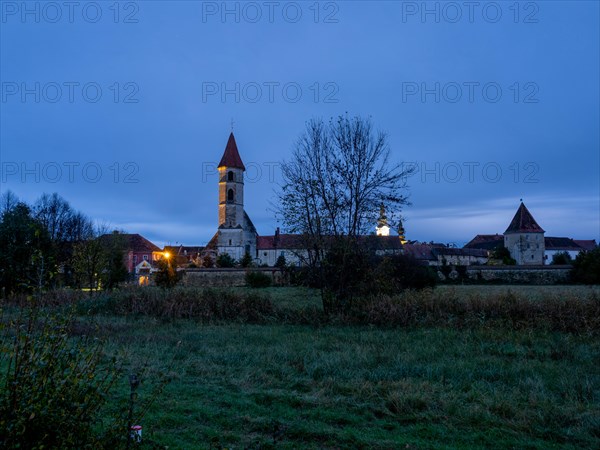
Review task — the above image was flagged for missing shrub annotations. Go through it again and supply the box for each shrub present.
[347,289,600,333]
[552,251,572,265]
[202,254,215,268]
[246,271,272,288]
[155,257,179,288]
[373,254,438,292]
[571,248,600,284]
[0,304,121,448]
[216,253,236,268]
[240,252,254,268]
[275,255,287,269]
[82,287,275,323]
[490,246,516,265]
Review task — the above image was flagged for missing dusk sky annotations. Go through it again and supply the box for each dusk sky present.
[1,1,599,247]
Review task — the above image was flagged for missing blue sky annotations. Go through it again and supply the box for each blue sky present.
[1,1,599,247]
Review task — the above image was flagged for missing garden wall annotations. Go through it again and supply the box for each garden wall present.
[181,268,285,287]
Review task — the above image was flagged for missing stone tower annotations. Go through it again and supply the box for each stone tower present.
[504,202,545,265]
[216,132,257,260]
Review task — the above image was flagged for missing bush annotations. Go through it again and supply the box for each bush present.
[347,289,600,333]
[216,253,236,268]
[490,246,516,265]
[82,287,275,323]
[240,252,254,268]
[571,248,600,284]
[275,255,287,269]
[245,271,272,288]
[155,257,179,288]
[552,251,573,265]
[0,304,121,448]
[202,254,215,268]
[373,254,438,292]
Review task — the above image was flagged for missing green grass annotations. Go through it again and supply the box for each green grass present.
[85,285,600,449]
[3,285,599,448]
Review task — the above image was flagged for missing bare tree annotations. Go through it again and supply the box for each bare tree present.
[0,190,19,215]
[275,115,415,310]
[33,193,74,242]
[72,225,109,294]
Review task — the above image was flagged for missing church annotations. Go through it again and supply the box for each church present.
[205,132,308,266]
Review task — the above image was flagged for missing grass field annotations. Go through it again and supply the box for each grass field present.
[78,285,599,449]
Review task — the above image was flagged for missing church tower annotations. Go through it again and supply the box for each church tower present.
[376,203,390,236]
[215,132,257,260]
[218,133,245,228]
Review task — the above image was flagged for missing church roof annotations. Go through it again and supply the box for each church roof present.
[504,202,544,234]
[218,132,245,170]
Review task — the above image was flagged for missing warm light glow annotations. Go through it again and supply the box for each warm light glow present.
[164,252,171,259]
[376,225,390,236]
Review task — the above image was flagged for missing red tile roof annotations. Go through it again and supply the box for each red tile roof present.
[573,240,597,251]
[464,234,503,250]
[544,237,582,251]
[505,202,544,234]
[257,234,305,250]
[218,132,245,170]
[100,233,161,253]
[402,243,437,261]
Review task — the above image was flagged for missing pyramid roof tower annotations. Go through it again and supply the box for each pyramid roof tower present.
[218,132,245,170]
[504,202,544,234]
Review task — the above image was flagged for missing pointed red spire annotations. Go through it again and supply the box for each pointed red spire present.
[504,202,544,233]
[218,132,245,170]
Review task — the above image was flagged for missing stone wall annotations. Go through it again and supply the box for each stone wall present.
[181,268,285,287]
[465,265,572,285]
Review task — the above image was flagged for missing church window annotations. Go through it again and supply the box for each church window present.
[227,189,234,202]
[228,171,234,181]
[229,240,232,245]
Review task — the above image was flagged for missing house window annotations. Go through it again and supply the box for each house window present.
[229,239,232,245]
[531,255,534,259]
[264,252,267,256]
[228,171,234,181]
[143,255,148,261]
[227,189,234,202]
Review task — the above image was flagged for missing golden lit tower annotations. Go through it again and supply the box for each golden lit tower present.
[376,203,390,236]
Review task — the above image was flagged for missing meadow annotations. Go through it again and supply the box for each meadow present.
[3,285,600,449]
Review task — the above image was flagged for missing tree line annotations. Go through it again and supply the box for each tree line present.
[0,191,128,296]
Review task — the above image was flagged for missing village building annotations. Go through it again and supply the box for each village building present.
[99,232,163,273]
[465,203,597,265]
